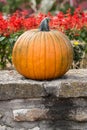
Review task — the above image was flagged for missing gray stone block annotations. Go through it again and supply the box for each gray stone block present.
[0,69,87,100]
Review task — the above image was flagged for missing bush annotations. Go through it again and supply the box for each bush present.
[0,31,23,69]
[71,40,86,69]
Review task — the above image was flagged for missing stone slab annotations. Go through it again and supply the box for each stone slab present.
[0,69,87,100]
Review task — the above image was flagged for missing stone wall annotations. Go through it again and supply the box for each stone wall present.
[0,69,87,130]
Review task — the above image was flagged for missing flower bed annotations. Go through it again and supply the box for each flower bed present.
[0,8,87,69]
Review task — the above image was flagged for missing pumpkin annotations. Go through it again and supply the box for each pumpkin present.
[12,17,73,80]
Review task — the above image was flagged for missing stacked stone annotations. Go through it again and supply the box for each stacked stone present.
[0,69,87,130]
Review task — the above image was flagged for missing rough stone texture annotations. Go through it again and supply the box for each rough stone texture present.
[0,69,87,100]
[0,69,87,129]
[13,106,87,122]
[12,98,87,122]
[0,125,25,130]
[29,127,40,130]
[13,108,49,121]
[0,98,87,128]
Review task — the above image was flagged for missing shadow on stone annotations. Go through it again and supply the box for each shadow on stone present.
[41,97,74,130]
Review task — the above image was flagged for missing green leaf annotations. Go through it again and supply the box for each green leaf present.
[81,32,86,38]
[0,37,5,42]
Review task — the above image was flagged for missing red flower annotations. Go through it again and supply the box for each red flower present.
[0,13,8,35]
[0,8,87,38]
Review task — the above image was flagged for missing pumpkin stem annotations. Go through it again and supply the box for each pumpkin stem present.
[39,17,50,31]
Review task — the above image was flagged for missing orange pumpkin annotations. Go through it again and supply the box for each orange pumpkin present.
[12,17,73,80]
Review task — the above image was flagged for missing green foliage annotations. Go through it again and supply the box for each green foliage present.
[0,35,11,69]
[65,27,87,68]
[0,2,5,12]
[59,3,75,14]
[0,0,75,14]
[0,31,23,69]
[65,27,87,53]
[79,28,87,44]
[2,0,30,13]
[71,40,86,69]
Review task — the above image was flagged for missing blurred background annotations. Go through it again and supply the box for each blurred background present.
[0,0,87,14]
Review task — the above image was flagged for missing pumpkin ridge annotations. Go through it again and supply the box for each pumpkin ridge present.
[30,33,39,79]
[25,31,36,76]
[18,33,31,74]
[49,31,56,78]
[54,32,69,75]
[41,32,46,80]
[44,32,46,79]
[45,32,51,79]
[51,31,61,78]
[42,32,45,79]
[25,31,38,78]
[57,31,69,75]
[38,32,44,79]
[58,31,73,72]
[33,32,41,79]
[39,32,42,79]
[13,33,29,73]
[12,32,27,70]
[32,36,35,79]
[18,31,36,76]
[52,31,63,77]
